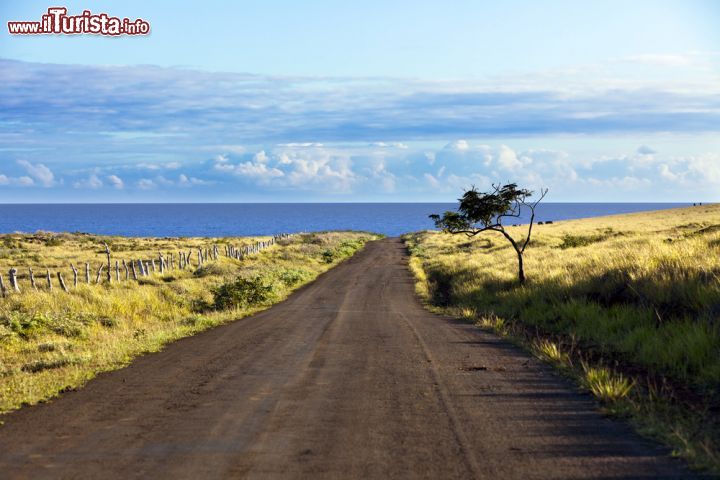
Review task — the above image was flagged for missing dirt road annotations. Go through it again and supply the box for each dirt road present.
[0,238,694,479]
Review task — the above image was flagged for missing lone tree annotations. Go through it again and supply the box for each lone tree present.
[430,183,548,284]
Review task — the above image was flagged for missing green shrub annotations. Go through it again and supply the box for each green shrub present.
[212,276,273,310]
[559,232,611,249]
[193,262,234,278]
[45,237,64,247]
[321,249,335,263]
[277,267,312,286]
[321,239,367,263]
[0,312,50,339]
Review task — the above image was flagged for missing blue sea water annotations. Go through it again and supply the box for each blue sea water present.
[0,203,693,237]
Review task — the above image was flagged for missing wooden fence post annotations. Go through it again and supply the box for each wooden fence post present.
[70,264,78,288]
[8,268,20,293]
[57,272,69,292]
[46,269,52,291]
[29,267,37,290]
[115,260,120,282]
[130,260,138,280]
[0,274,6,297]
[122,260,129,280]
[95,264,104,283]
[85,263,90,284]
[104,242,111,283]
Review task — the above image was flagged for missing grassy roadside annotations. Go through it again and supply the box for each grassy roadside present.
[403,204,720,473]
[0,231,379,413]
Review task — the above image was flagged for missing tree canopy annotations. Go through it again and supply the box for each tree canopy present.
[430,183,548,283]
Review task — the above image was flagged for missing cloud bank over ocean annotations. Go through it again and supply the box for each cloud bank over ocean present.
[1,56,719,201]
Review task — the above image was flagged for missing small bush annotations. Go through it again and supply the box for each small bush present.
[559,232,611,249]
[37,342,57,352]
[0,312,50,339]
[45,237,64,247]
[98,316,118,328]
[212,276,273,310]
[321,239,367,263]
[277,267,312,287]
[321,249,335,263]
[21,357,74,373]
[193,263,234,278]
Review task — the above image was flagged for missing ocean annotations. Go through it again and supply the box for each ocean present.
[0,203,693,237]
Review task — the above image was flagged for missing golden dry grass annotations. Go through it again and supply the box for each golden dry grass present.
[404,204,720,471]
[406,204,720,388]
[0,231,378,413]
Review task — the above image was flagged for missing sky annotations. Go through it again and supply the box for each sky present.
[1,0,719,202]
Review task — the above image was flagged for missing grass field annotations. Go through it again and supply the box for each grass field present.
[404,204,720,471]
[0,231,378,413]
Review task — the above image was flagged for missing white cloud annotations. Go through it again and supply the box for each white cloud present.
[153,174,211,187]
[424,173,440,188]
[73,174,103,189]
[177,174,212,186]
[497,145,524,170]
[236,162,284,180]
[0,173,38,187]
[212,146,359,192]
[658,164,679,181]
[136,179,155,190]
[137,162,182,170]
[107,175,124,189]
[16,176,34,186]
[655,153,720,187]
[366,158,397,192]
[17,160,54,186]
[445,140,470,151]
[276,143,324,148]
[372,142,409,149]
[285,154,356,192]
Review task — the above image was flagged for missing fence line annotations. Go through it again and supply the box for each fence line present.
[0,233,293,297]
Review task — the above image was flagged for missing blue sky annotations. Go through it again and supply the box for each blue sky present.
[1,1,719,202]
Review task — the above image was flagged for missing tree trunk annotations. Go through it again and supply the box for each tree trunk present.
[516,249,525,284]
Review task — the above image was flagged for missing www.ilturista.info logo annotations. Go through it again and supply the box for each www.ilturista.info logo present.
[7,7,150,36]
